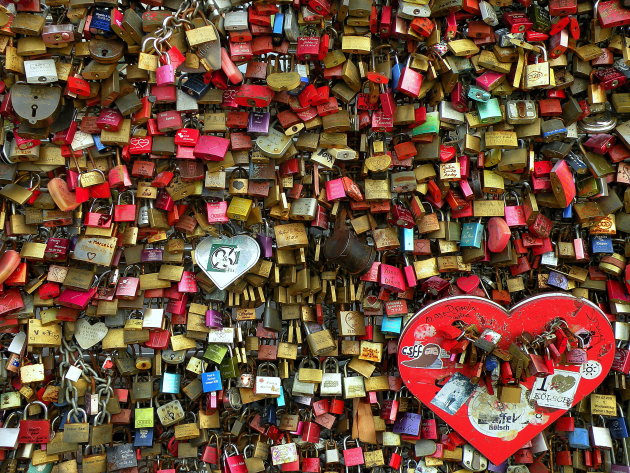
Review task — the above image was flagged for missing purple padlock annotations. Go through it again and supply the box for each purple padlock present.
[257,219,273,258]
[392,412,422,436]
[205,308,223,328]
[247,111,270,134]
[488,461,508,473]
[140,247,164,263]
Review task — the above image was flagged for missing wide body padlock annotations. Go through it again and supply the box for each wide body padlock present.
[568,427,591,449]
[18,401,50,444]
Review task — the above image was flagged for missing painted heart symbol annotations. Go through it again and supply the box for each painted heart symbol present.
[195,234,260,290]
[86,252,96,260]
[398,294,614,465]
[74,318,108,350]
[456,275,480,294]
[131,138,150,148]
[550,374,576,393]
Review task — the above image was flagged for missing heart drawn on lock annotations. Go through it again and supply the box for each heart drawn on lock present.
[455,275,480,294]
[398,294,614,465]
[195,234,261,290]
[86,252,96,260]
[74,318,109,350]
[130,137,150,148]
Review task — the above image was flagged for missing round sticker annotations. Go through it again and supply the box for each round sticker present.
[580,360,602,379]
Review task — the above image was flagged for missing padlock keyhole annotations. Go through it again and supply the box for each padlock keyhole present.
[31,104,38,117]
[102,49,108,56]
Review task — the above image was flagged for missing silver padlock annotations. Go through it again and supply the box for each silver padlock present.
[331,148,357,161]
[397,1,431,19]
[223,10,248,31]
[479,0,499,26]
[283,6,299,42]
[24,59,59,84]
[70,130,95,151]
[462,444,489,472]
[176,88,199,113]
[540,248,559,267]
[439,101,465,125]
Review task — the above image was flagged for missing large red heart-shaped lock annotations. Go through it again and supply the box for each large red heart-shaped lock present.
[398,294,614,465]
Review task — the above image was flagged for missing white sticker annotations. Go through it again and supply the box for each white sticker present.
[468,386,537,439]
[580,360,602,380]
[65,365,82,382]
[530,370,580,410]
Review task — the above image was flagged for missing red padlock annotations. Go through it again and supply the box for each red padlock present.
[18,401,51,444]
[114,191,137,222]
[96,108,124,131]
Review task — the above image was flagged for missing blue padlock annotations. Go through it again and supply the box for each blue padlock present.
[391,56,403,91]
[133,428,154,447]
[460,219,483,248]
[92,134,107,152]
[180,73,213,99]
[201,370,223,393]
[608,404,629,439]
[277,386,286,408]
[162,370,182,394]
[381,316,403,335]
[399,227,414,252]
[562,203,573,219]
[272,13,284,37]
[591,235,613,254]
[264,400,277,425]
[90,8,113,35]
[567,426,591,449]
[468,85,492,102]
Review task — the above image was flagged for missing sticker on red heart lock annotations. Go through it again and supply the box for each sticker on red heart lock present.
[397,294,614,465]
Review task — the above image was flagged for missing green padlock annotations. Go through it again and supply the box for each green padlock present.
[203,343,228,364]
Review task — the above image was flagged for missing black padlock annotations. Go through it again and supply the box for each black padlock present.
[180,73,213,99]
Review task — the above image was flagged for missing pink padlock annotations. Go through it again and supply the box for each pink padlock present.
[178,272,198,293]
[325,176,346,201]
[379,263,407,293]
[207,201,230,223]
[397,56,423,98]
[476,71,505,91]
[155,51,175,86]
[194,135,230,161]
[115,266,140,300]
[57,287,97,310]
